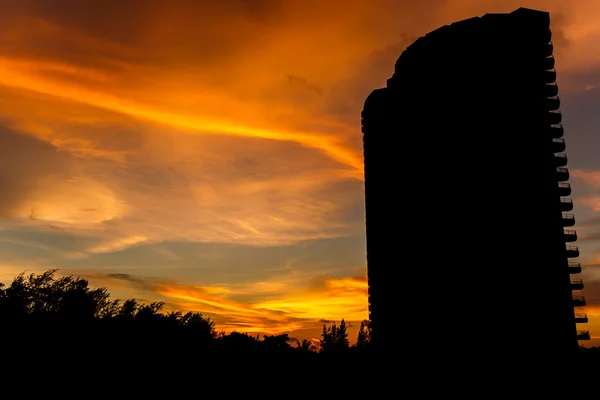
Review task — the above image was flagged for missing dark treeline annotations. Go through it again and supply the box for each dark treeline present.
[3,269,600,365]
[0,270,372,358]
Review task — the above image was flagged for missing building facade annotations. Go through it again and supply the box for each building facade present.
[361,8,588,356]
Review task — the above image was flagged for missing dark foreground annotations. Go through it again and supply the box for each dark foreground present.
[2,270,599,386]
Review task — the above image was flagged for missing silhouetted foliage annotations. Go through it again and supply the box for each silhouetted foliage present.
[0,270,372,358]
[320,318,350,353]
[0,270,217,355]
[262,333,293,352]
[296,339,317,353]
[5,269,598,362]
[218,331,259,351]
[356,320,372,350]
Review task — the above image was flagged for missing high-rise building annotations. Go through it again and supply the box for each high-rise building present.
[361,8,588,356]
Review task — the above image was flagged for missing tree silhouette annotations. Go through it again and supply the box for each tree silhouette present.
[356,320,372,349]
[262,333,293,352]
[219,331,259,351]
[0,270,217,354]
[0,269,104,319]
[337,319,349,348]
[296,339,317,353]
[320,319,350,353]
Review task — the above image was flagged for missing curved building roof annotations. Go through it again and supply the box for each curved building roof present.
[391,8,551,82]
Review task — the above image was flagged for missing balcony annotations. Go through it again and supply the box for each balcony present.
[544,83,559,97]
[577,330,591,340]
[549,109,563,125]
[562,213,575,227]
[575,313,589,323]
[571,278,584,290]
[564,229,577,242]
[573,295,587,307]
[560,198,574,212]
[558,182,571,196]
[549,124,564,138]
[543,42,554,57]
[568,262,582,274]
[552,138,566,152]
[556,167,569,182]
[554,153,568,166]
[566,246,579,258]
[543,56,555,70]
[546,96,560,111]
[544,69,557,83]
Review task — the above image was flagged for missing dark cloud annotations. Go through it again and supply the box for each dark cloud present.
[0,125,73,216]
[578,280,600,307]
[0,0,279,70]
[288,75,322,96]
[102,272,175,292]
[0,225,98,262]
[240,0,284,21]
[59,236,365,287]
[105,273,139,282]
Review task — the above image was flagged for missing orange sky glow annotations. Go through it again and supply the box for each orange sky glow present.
[2,0,600,345]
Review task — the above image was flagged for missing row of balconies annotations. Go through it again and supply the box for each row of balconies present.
[550,124,564,138]
[543,42,554,58]
[553,137,565,152]
[573,295,587,307]
[557,167,569,182]
[568,262,582,274]
[543,55,555,71]
[578,330,591,340]
[565,190,589,339]
[559,182,570,196]
[544,61,589,338]
[563,213,575,226]
[560,198,573,212]
[564,229,577,242]
[566,245,579,258]
[545,69,557,84]
[555,152,567,166]
[548,110,562,125]
[571,279,585,290]
[545,82,558,97]
[569,243,589,340]
[546,96,560,111]
[575,313,589,323]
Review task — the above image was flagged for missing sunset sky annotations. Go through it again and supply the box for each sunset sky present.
[2,0,600,345]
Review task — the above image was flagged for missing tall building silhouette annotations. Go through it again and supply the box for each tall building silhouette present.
[361,8,588,356]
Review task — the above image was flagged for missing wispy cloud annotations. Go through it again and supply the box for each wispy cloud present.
[3,0,600,341]
[88,272,368,335]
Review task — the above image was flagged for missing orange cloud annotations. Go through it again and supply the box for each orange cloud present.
[3,0,600,341]
[571,169,600,189]
[88,272,368,335]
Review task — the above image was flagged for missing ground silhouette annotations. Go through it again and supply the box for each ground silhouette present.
[1,269,598,373]
[0,270,373,358]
